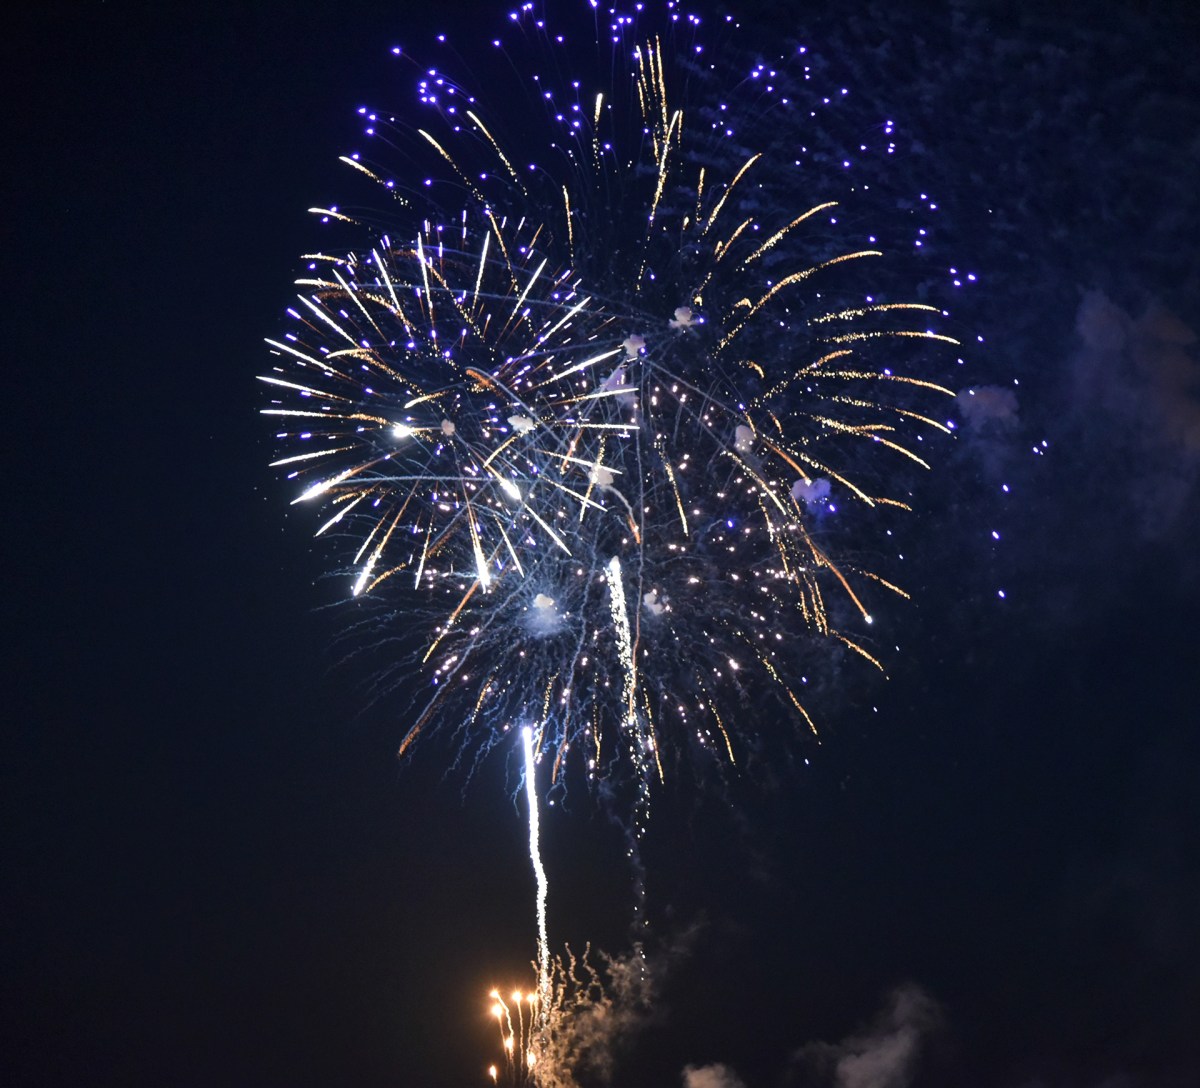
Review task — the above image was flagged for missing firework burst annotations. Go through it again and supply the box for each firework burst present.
[262,1,959,812]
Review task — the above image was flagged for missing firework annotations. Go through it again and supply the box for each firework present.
[262,1,959,809]
[485,940,657,1088]
[488,985,540,1086]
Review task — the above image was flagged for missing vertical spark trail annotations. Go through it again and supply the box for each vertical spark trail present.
[605,556,652,815]
[523,726,551,1015]
[605,556,638,734]
[605,555,653,931]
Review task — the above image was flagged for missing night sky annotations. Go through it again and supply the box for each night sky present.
[6,2,1199,1087]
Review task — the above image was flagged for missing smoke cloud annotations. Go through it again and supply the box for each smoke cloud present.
[1069,291,1200,543]
[681,1062,748,1088]
[791,983,943,1088]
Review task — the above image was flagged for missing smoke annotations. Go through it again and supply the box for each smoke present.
[667,984,941,1088]
[682,1063,748,1088]
[956,384,1020,432]
[791,984,943,1088]
[950,383,1017,431]
[953,382,1022,477]
[535,929,700,1088]
[532,947,657,1088]
[1069,290,1200,544]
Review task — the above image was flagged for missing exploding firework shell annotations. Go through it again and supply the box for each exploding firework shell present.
[262,2,958,795]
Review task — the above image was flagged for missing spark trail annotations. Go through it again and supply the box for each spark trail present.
[523,726,551,1014]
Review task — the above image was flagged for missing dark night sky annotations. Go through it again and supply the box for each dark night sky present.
[5,2,1199,1087]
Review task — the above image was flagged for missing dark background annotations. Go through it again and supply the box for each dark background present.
[6,1,1199,1086]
